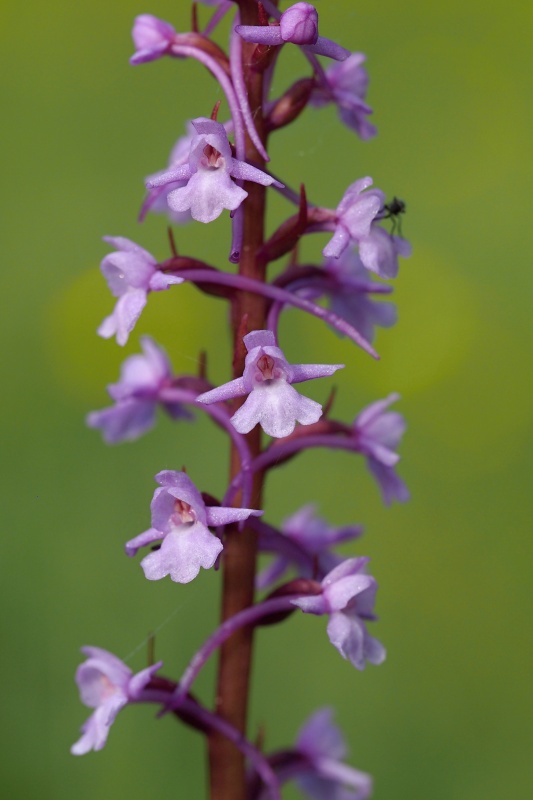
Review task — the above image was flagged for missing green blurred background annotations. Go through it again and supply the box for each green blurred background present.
[1,1,531,798]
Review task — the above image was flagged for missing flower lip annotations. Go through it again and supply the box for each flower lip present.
[196,329,343,438]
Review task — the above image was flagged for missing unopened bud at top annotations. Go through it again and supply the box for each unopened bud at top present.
[280,3,319,45]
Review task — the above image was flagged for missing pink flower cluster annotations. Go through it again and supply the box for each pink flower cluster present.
[73,5,412,800]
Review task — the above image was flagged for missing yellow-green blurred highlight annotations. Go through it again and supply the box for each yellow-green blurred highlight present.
[1,2,531,799]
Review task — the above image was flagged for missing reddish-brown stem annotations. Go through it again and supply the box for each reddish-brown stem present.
[208,4,269,800]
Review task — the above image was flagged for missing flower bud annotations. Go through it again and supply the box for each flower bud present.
[267,77,315,131]
[280,3,319,45]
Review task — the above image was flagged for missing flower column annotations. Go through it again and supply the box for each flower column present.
[211,3,268,799]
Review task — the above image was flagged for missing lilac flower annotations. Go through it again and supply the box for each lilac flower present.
[87,337,191,444]
[251,708,372,800]
[323,248,397,342]
[97,237,183,346]
[257,504,362,588]
[236,3,350,61]
[322,178,384,262]
[323,179,411,278]
[130,14,177,65]
[353,393,409,505]
[141,121,233,224]
[310,53,377,140]
[71,647,162,755]
[146,118,282,224]
[196,330,344,438]
[125,471,262,583]
[295,708,372,800]
[292,557,385,670]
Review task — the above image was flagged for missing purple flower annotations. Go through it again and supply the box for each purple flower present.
[97,237,183,346]
[295,708,372,800]
[141,120,235,224]
[130,14,177,65]
[86,337,191,444]
[146,118,282,224]
[196,330,344,438]
[292,558,385,670]
[257,504,362,588]
[125,471,262,583]
[322,178,384,262]
[236,3,350,61]
[71,647,161,755]
[353,393,409,505]
[310,53,377,140]
[323,248,397,342]
[323,179,411,278]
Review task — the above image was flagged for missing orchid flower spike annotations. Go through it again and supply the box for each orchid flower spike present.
[146,118,282,224]
[196,330,344,438]
[125,471,262,583]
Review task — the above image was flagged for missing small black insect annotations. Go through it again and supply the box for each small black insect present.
[382,196,406,236]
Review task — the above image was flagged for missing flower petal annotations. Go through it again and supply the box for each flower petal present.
[297,707,347,761]
[86,399,156,444]
[140,523,223,583]
[97,289,147,346]
[168,169,247,224]
[124,527,163,557]
[205,506,262,526]
[231,381,322,438]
